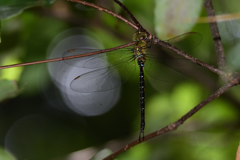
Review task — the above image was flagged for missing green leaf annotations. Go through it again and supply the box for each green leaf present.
[0,79,19,102]
[0,147,16,160]
[0,0,55,19]
[1,54,24,81]
[154,0,203,39]
[91,149,113,160]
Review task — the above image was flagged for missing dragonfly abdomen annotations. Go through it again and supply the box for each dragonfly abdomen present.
[138,61,145,141]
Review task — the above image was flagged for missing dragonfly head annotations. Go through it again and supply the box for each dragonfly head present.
[133,31,147,41]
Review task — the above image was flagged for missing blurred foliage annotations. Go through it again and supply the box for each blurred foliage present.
[0,147,15,160]
[0,0,55,19]
[154,0,204,39]
[0,79,19,102]
[0,0,240,160]
[91,149,112,160]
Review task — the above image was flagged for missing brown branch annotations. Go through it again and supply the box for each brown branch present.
[153,37,226,76]
[236,141,240,160]
[113,0,147,33]
[67,0,138,30]
[204,0,226,70]
[32,7,131,42]
[104,82,235,160]
[0,42,135,69]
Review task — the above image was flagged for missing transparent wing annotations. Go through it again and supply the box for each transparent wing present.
[145,32,202,81]
[63,48,107,68]
[164,32,202,52]
[63,48,132,69]
[145,53,186,81]
[70,54,136,93]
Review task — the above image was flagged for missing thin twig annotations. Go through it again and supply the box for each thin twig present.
[196,12,240,23]
[204,0,226,70]
[113,0,147,33]
[236,141,240,160]
[153,37,226,76]
[0,42,135,69]
[104,82,236,160]
[67,0,138,30]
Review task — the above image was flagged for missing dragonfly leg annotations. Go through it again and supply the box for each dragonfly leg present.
[139,130,144,142]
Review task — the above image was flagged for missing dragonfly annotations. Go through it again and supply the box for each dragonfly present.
[62,31,202,141]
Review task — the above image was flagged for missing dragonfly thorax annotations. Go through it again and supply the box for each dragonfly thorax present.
[132,31,148,63]
[133,45,147,62]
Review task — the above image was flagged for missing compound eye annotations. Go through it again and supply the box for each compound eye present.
[133,31,147,41]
